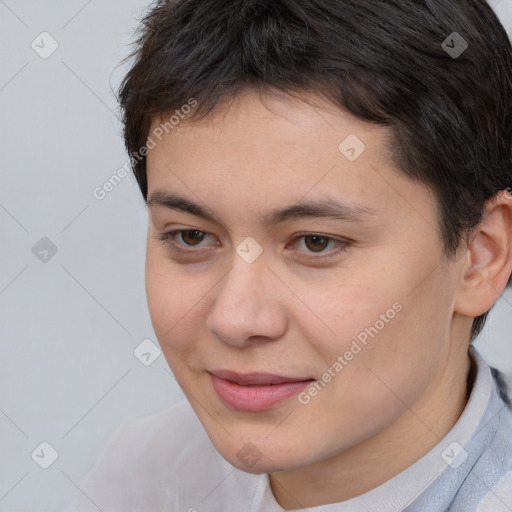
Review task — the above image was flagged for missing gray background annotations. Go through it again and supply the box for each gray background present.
[0,1,511,510]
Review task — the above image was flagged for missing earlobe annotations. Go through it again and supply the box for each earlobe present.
[454,192,512,318]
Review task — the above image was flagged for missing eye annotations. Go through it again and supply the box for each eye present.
[157,229,213,250]
[157,229,352,260]
[288,233,352,260]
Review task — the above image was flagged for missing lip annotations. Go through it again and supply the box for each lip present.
[210,370,315,411]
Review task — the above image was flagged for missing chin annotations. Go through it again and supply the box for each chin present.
[214,439,312,475]
[227,454,296,475]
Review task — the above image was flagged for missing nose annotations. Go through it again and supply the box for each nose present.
[205,250,288,348]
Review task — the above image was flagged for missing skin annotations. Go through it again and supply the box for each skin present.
[144,85,512,509]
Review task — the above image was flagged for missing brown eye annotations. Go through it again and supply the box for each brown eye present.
[157,229,211,250]
[179,230,205,246]
[290,233,352,261]
[157,229,352,261]
[303,235,330,253]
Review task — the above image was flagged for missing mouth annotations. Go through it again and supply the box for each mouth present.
[209,369,316,411]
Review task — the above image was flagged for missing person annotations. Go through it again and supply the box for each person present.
[68,0,512,510]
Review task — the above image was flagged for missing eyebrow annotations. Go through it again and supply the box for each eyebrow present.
[147,190,378,227]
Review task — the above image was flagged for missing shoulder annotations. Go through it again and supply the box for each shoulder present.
[112,398,208,454]
[476,470,512,511]
[67,399,222,511]
[96,398,210,469]
[475,368,512,511]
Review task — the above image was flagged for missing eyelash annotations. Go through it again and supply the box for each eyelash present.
[156,229,352,261]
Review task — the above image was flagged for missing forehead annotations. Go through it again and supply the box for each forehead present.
[145,87,435,233]
[148,86,381,148]
[147,87,388,183]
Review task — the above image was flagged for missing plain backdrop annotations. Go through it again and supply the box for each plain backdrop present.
[0,1,511,510]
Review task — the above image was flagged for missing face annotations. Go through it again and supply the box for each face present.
[145,86,465,474]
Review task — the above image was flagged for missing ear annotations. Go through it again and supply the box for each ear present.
[454,190,512,317]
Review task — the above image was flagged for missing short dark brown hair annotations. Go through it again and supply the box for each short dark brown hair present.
[117,0,512,342]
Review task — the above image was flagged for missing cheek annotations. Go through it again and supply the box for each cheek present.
[305,270,442,391]
[145,250,213,356]
[145,256,171,334]
[305,281,400,349]
[145,252,187,341]
[319,280,452,416]
[145,273,196,376]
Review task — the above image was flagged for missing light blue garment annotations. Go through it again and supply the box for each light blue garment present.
[406,354,512,511]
